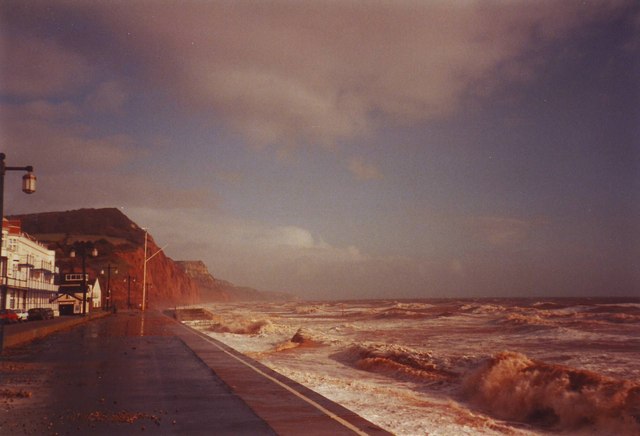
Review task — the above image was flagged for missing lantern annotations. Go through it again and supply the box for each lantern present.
[22,172,36,194]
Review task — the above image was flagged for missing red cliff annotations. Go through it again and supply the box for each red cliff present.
[12,208,199,309]
[12,208,293,307]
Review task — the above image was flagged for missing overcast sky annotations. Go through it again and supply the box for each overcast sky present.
[2,1,638,300]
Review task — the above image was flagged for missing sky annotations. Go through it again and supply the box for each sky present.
[1,0,638,300]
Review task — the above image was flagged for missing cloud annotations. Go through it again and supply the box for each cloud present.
[0,101,220,213]
[0,102,136,171]
[122,206,502,299]
[468,216,538,247]
[450,259,465,276]
[36,173,218,211]
[84,0,632,148]
[3,1,633,148]
[0,35,94,98]
[348,157,383,181]
[0,100,79,121]
[2,1,636,299]
[123,207,391,296]
[214,171,245,187]
[86,80,128,113]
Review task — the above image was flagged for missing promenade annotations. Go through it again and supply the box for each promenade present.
[0,310,391,435]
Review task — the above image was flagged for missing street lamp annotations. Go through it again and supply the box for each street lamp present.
[124,275,136,309]
[0,153,36,353]
[70,242,97,316]
[100,264,118,311]
[141,228,167,311]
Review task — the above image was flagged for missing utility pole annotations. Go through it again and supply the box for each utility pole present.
[126,275,135,309]
[142,229,147,310]
[101,264,118,310]
[70,242,97,315]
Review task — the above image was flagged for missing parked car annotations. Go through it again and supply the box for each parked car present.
[0,309,19,324]
[28,307,54,321]
[14,309,29,322]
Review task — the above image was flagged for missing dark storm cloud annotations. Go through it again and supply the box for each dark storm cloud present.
[3,0,635,146]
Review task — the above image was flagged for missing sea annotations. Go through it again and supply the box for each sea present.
[182,298,640,435]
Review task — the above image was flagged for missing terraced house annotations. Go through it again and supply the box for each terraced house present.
[0,218,58,313]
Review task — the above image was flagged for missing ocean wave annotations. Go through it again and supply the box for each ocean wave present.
[494,313,555,331]
[389,302,435,310]
[460,304,509,314]
[494,307,640,332]
[587,304,640,314]
[272,327,327,352]
[206,318,273,335]
[294,305,322,314]
[531,301,568,310]
[559,312,640,329]
[373,308,427,319]
[333,343,458,385]
[581,305,640,324]
[598,313,640,324]
[372,302,463,319]
[462,351,640,433]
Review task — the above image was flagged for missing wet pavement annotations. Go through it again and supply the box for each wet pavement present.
[1,311,109,349]
[0,310,390,435]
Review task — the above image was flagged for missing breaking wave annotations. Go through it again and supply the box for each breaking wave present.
[207,318,273,335]
[462,351,640,433]
[273,327,327,352]
[274,328,326,351]
[532,301,567,310]
[197,299,640,435]
[294,305,321,314]
[333,343,458,385]
[600,312,640,324]
[494,313,555,331]
[374,308,426,319]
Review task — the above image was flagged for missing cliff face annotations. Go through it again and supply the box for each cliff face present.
[176,261,231,302]
[176,260,293,302]
[13,208,293,306]
[12,208,199,309]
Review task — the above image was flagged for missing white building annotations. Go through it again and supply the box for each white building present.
[1,218,58,313]
[57,275,101,315]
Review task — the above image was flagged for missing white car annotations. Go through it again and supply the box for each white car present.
[14,309,29,322]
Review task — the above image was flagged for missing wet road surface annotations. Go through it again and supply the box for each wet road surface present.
[0,310,275,435]
[0,310,390,435]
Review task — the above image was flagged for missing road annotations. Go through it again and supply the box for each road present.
[0,310,390,435]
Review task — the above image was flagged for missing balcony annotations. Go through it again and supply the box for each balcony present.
[0,276,58,292]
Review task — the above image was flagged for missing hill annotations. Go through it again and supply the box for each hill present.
[12,208,197,308]
[11,208,290,307]
[176,261,293,302]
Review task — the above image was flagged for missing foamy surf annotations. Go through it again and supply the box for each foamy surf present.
[183,298,639,435]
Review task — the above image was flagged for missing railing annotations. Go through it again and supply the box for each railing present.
[0,276,58,292]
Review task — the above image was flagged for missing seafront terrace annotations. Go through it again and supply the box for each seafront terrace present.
[0,309,391,435]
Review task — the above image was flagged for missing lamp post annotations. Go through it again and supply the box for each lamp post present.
[70,242,97,316]
[0,153,36,353]
[125,275,136,309]
[100,264,118,311]
[141,228,167,311]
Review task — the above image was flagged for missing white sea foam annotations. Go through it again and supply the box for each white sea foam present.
[194,298,640,435]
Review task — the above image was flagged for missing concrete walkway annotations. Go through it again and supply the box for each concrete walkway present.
[0,310,391,435]
[1,310,110,349]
